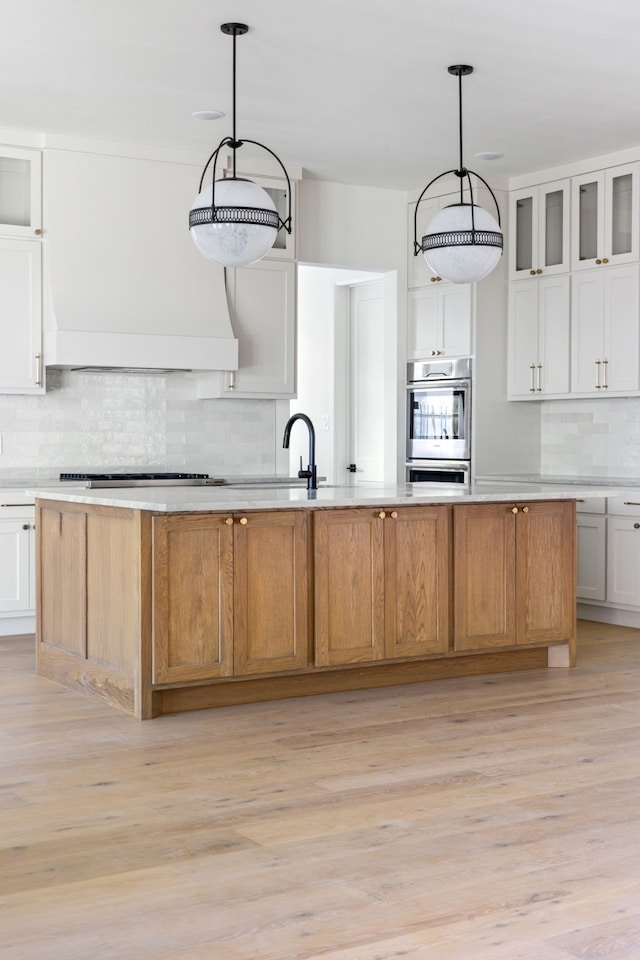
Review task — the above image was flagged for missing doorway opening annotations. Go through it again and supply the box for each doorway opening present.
[288,264,397,486]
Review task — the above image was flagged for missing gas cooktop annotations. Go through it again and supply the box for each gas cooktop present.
[59,472,222,488]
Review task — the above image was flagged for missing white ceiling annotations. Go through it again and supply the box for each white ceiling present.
[2,0,640,191]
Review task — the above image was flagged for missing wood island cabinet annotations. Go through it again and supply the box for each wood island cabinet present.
[36,497,576,719]
[314,505,450,666]
[453,500,576,656]
[153,510,310,683]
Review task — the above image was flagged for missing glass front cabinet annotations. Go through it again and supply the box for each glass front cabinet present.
[571,162,640,271]
[509,179,570,280]
[0,146,42,238]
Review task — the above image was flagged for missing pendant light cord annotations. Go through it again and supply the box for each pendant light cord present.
[457,69,464,203]
[232,28,237,178]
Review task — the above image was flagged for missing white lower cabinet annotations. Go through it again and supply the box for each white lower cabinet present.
[576,513,606,601]
[407,282,472,359]
[577,496,640,617]
[197,259,296,398]
[508,276,570,398]
[0,498,36,619]
[606,516,640,606]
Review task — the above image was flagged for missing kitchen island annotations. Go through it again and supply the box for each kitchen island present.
[32,481,619,719]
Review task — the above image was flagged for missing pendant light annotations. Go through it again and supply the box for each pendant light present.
[189,23,292,268]
[413,65,503,284]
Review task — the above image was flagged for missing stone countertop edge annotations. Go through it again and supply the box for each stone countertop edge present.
[25,481,637,513]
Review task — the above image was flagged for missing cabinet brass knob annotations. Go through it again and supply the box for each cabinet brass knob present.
[530,269,536,276]
[377,511,386,519]
[602,257,609,264]
[224,517,233,525]
[522,506,529,514]
[430,276,437,282]
[511,506,518,514]
[536,268,542,274]
[22,523,30,530]
[634,523,640,530]
[34,228,42,236]
[239,517,248,525]
[596,258,602,264]
[390,511,398,519]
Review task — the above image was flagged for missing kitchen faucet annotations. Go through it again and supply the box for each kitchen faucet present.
[282,413,318,491]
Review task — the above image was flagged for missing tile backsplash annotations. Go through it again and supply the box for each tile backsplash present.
[542,397,640,478]
[0,369,280,480]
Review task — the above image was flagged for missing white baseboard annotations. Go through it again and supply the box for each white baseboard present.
[0,616,35,637]
[577,603,640,629]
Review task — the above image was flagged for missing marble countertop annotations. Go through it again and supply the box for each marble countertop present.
[25,479,639,513]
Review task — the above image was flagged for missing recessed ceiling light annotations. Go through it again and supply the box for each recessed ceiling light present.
[192,110,225,120]
[474,151,503,161]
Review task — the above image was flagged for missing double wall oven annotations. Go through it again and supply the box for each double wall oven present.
[406,357,472,484]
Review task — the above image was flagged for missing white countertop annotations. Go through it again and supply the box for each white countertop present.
[26,480,637,513]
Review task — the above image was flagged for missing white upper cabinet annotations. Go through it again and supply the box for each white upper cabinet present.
[0,238,43,394]
[509,179,570,280]
[508,275,570,398]
[197,259,296,399]
[0,146,42,239]
[408,282,472,360]
[571,264,639,395]
[571,162,640,270]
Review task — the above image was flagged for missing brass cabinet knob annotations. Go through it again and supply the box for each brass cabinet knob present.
[634,523,640,530]
[390,511,398,519]
[430,276,437,282]
[377,511,386,519]
[224,517,233,525]
[530,269,536,275]
[436,276,442,282]
[22,523,30,530]
[34,228,42,236]
[511,506,518,514]
[602,257,609,264]
[596,258,602,264]
[239,517,248,525]
[536,268,542,274]
[522,506,529,514]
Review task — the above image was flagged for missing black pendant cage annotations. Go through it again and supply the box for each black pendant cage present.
[413,168,503,257]
[189,135,293,234]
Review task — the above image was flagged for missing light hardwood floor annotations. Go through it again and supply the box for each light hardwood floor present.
[2,620,640,959]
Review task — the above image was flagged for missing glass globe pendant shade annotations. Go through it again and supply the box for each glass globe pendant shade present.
[422,203,503,284]
[189,177,278,268]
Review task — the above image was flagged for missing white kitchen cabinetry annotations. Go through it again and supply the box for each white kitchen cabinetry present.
[571,163,640,271]
[409,191,467,287]
[508,275,570,398]
[607,504,640,607]
[0,146,44,394]
[0,495,36,626]
[576,498,606,602]
[509,179,570,281]
[0,146,42,238]
[197,259,296,398]
[408,283,471,360]
[571,264,639,395]
[0,238,43,393]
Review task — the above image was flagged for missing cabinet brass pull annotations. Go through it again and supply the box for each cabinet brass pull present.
[390,511,398,519]
[529,363,536,392]
[377,511,386,519]
[522,506,529,514]
[35,353,42,387]
[511,506,518,514]
[602,358,608,389]
[239,517,248,525]
[224,517,233,525]
[635,523,640,530]
[595,359,601,389]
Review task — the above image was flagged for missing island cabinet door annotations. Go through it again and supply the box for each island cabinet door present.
[152,515,234,684]
[515,500,576,645]
[38,504,87,657]
[384,505,450,658]
[232,510,311,676]
[314,508,386,666]
[453,503,517,651]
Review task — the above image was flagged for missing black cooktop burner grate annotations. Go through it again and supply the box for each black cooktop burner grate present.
[59,472,210,481]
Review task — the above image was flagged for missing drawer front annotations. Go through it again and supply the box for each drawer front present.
[574,497,606,515]
[607,496,640,517]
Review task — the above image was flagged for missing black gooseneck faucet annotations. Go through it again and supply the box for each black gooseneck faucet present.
[282,413,318,491]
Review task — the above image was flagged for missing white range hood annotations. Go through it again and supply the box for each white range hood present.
[43,147,238,371]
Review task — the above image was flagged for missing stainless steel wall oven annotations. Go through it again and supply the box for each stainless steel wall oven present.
[406,357,471,483]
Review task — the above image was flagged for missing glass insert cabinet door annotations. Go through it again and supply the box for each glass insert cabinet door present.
[571,162,640,270]
[509,179,570,280]
[0,146,42,238]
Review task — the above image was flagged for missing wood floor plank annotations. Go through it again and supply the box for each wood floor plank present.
[1,622,640,958]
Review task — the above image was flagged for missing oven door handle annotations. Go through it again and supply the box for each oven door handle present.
[406,378,470,391]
